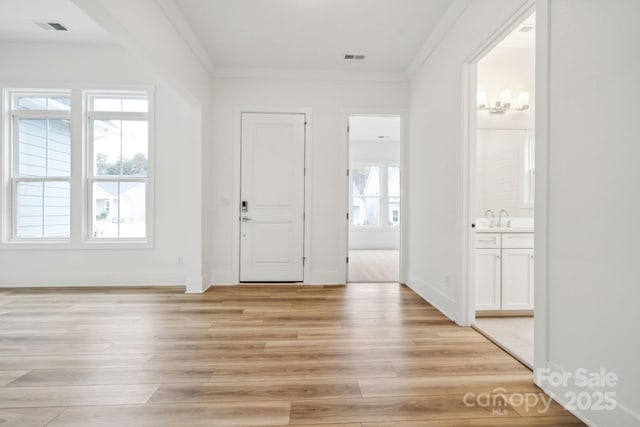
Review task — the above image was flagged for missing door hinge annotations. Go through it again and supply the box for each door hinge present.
[346,256,349,263]
[346,169,349,176]
[346,212,349,220]
[303,256,306,265]
[304,167,306,176]
[347,125,350,133]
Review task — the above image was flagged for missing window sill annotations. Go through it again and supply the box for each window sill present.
[0,239,153,251]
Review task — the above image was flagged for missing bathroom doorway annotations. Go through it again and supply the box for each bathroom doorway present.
[470,11,536,368]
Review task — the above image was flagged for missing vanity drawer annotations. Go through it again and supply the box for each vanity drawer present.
[475,233,501,249]
[502,233,534,249]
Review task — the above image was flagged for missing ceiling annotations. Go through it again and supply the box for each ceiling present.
[174,0,454,72]
[0,0,457,73]
[0,0,111,43]
[497,12,536,49]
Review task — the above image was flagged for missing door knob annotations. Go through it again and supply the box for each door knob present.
[241,216,252,222]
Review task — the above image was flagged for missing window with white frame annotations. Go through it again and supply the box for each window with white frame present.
[351,163,400,228]
[387,165,400,226]
[7,92,72,239]
[86,92,149,240]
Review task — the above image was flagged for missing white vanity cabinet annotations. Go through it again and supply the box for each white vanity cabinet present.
[475,248,502,310]
[475,231,534,311]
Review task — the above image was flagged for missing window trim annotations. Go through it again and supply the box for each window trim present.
[8,91,72,242]
[84,90,154,244]
[0,87,155,250]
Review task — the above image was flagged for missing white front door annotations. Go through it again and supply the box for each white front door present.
[240,113,305,282]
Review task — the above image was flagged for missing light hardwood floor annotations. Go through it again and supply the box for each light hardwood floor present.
[348,250,399,282]
[474,317,534,369]
[0,284,583,426]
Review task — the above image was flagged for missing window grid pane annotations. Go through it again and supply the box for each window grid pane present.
[352,166,380,197]
[17,96,71,111]
[93,119,148,177]
[17,119,71,178]
[92,181,146,239]
[387,166,400,226]
[16,180,70,239]
[352,196,381,226]
[90,97,148,113]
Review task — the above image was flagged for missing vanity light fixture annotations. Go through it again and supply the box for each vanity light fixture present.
[477,90,530,114]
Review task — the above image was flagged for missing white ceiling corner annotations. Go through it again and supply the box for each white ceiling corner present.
[155,0,216,75]
[0,0,112,43]
[406,0,472,79]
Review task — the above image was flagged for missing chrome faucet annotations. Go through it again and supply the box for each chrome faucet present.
[485,210,495,227]
[498,209,511,227]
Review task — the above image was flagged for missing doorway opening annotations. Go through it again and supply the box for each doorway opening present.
[347,115,401,283]
[470,12,536,368]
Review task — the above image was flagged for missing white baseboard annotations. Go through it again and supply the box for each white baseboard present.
[0,272,186,287]
[406,274,456,322]
[185,275,206,293]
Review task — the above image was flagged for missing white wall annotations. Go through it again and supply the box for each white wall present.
[541,1,640,425]
[209,76,408,284]
[0,42,203,287]
[409,0,640,424]
[72,0,213,292]
[407,0,530,319]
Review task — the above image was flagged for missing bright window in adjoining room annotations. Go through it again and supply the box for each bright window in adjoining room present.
[7,92,72,239]
[351,163,400,228]
[351,165,381,227]
[387,165,400,226]
[86,93,150,240]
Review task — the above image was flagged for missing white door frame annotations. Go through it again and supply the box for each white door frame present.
[342,108,409,284]
[232,106,313,284]
[460,0,549,375]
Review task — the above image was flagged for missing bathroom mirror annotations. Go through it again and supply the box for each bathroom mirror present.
[476,129,535,218]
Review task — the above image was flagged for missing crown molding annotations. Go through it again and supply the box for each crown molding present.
[406,0,472,79]
[213,67,409,83]
[155,0,216,75]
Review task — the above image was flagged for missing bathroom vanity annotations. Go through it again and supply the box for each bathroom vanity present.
[475,228,534,311]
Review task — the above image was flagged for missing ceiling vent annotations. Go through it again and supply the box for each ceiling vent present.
[344,54,365,60]
[519,25,534,32]
[35,22,68,31]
